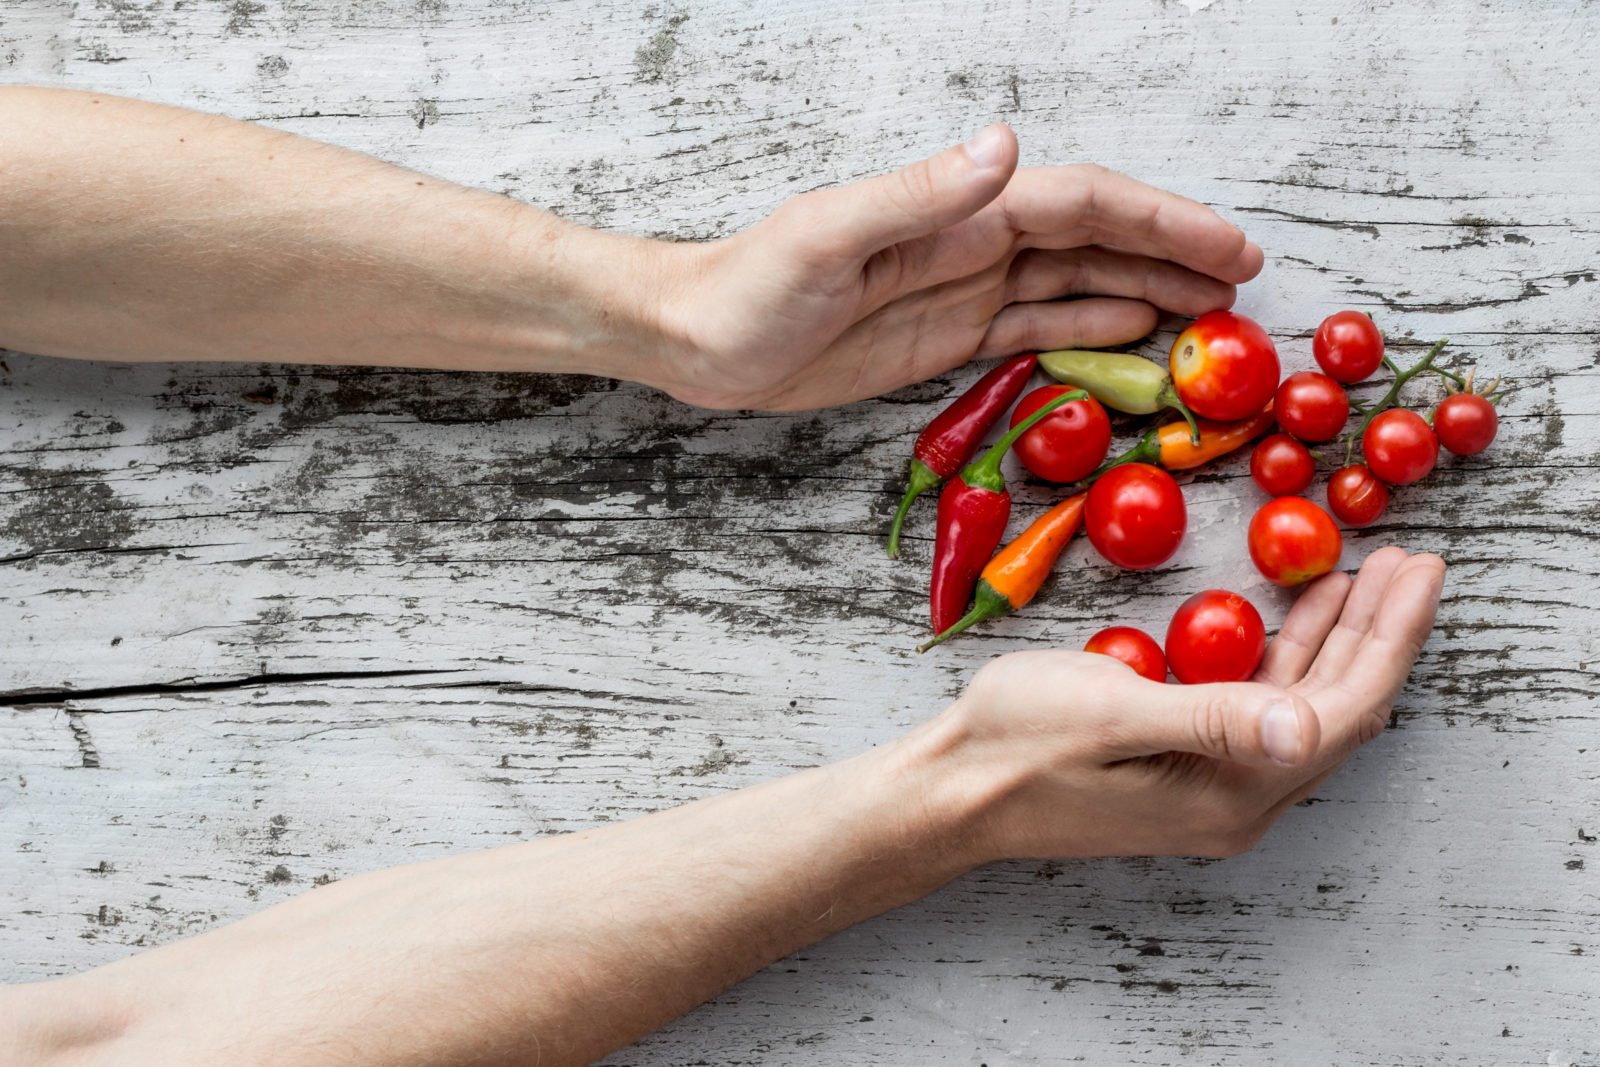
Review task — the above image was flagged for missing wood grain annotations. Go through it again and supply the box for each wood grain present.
[2,0,1597,1063]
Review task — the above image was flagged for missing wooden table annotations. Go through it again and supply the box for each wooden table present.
[3,1,1596,1062]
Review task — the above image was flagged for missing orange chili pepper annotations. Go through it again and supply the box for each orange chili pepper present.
[1101,402,1276,474]
[916,492,1086,653]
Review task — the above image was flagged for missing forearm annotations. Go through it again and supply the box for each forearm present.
[0,87,677,377]
[16,718,980,1067]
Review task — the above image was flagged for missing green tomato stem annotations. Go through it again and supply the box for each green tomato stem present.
[1344,337,1449,465]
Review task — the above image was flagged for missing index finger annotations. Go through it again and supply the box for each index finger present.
[998,164,1264,285]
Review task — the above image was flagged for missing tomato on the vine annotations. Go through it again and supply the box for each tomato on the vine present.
[1164,589,1266,685]
[1313,310,1385,383]
[1169,310,1280,421]
[1010,385,1112,483]
[1363,409,1439,485]
[1085,626,1167,683]
[1248,497,1343,586]
[1250,434,1315,497]
[1085,463,1187,571]
[1434,393,1498,456]
[1275,371,1350,442]
[1327,465,1390,527]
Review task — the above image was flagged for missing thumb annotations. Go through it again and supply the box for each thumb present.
[1109,682,1322,768]
[797,123,1018,258]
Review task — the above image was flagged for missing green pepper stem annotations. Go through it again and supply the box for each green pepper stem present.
[1157,380,1202,445]
[1089,427,1161,480]
[885,458,942,559]
[1344,337,1449,465]
[916,581,1013,653]
[961,388,1088,493]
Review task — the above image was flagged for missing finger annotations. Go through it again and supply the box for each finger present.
[1100,680,1322,769]
[1310,552,1447,759]
[998,164,1264,284]
[974,297,1158,359]
[1300,546,1412,688]
[1255,570,1354,687]
[787,123,1019,263]
[1006,246,1238,316]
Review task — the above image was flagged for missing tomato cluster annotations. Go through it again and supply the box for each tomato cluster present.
[893,303,1505,685]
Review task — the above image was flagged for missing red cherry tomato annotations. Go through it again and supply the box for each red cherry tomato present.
[1274,371,1350,442]
[1327,464,1390,527]
[1085,463,1187,571]
[1168,310,1280,421]
[1363,409,1438,485]
[1164,589,1266,685]
[1313,310,1385,384]
[1085,626,1167,683]
[1248,497,1343,587]
[1250,434,1315,497]
[1010,385,1112,483]
[1434,393,1498,456]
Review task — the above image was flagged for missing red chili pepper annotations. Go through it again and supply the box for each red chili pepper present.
[886,353,1037,558]
[928,388,1087,633]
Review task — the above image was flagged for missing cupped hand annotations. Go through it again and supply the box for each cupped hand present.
[646,124,1263,411]
[924,547,1446,862]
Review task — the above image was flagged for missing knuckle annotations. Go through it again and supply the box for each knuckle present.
[1188,694,1236,761]
[893,160,941,216]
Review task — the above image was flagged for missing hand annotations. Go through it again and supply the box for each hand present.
[917,547,1446,861]
[642,124,1263,410]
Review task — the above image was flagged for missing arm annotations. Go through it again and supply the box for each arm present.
[0,87,1261,410]
[4,548,1445,1067]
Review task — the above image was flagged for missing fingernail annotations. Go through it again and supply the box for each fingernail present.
[1260,700,1303,765]
[962,124,1009,170]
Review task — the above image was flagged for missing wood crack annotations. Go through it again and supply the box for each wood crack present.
[0,668,465,707]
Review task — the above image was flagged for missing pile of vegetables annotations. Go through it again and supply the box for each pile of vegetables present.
[888,309,1503,682]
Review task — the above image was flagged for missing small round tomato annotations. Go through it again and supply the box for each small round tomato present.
[1327,464,1390,527]
[1168,310,1280,421]
[1313,310,1385,383]
[1274,371,1350,442]
[1085,626,1167,682]
[1165,589,1266,685]
[1010,386,1112,483]
[1434,393,1498,456]
[1085,463,1187,571]
[1248,497,1343,586]
[1363,409,1439,485]
[1250,434,1316,497]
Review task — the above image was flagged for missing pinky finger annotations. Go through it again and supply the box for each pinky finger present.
[973,296,1157,359]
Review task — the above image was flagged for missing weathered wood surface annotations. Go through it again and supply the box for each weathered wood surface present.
[2,0,1598,1062]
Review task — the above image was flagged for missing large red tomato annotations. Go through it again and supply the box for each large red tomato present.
[1327,465,1389,527]
[1164,590,1266,685]
[1085,626,1167,682]
[1313,310,1385,384]
[1085,463,1187,570]
[1274,371,1350,442]
[1169,310,1280,421]
[1248,497,1343,586]
[1010,385,1112,483]
[1363,409,1438,485]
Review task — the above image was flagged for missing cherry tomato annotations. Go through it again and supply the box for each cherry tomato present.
[1434,393,1498,456]
[1169,310,1280,421]
[1247,497,1343,587]
[1010,385,1112,483]
[1085,626,1167,683]
[1313,310,1385,384]
[1327,464,1390,527]
[1164,589,1266,685]
[1363,408,1438,485]
[1085,463,1187,571]
[1250,434,1315,497]
[1274,371,1350,442]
